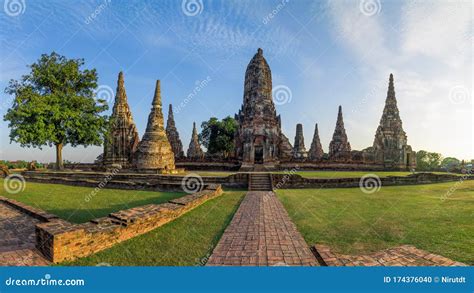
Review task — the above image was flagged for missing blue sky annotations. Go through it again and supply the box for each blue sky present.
[0,0,472,163]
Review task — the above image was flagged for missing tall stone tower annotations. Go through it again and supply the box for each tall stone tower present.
[234,48,293,170]
[373,74,416,170]
[293,124,308,159]
[166,104,184,159]
[187,122,204,160]
[328,106,351,160]
[308,123,324,161]
[103,72,140,168]
[134,80,175,170]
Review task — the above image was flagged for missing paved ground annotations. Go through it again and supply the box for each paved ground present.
[0,202,49,266]
[314,244,466,266]
[207,191,318,266]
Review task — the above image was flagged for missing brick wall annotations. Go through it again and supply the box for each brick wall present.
[2,185,223,263]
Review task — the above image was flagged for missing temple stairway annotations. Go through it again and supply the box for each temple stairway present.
[248,173,273,191]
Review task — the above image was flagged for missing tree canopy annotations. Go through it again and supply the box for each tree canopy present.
[415,150,443,171]
[199,116,237,159]
[3,52,108,169]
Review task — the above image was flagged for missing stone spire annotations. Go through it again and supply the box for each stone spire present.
[103,71,140,167]
[328,106,351,160]
[373,74,415,169]
[134,80,175,170]
[292,124,308,158]
[234,48,293,169]
[187,122,204,160]
[308,123,324,161]
[166,104,184,159]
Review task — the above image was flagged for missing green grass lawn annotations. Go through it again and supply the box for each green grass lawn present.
[276,180,474,264]
[273,171,459,179]
[0,179,185,223]
[62,190,245,266]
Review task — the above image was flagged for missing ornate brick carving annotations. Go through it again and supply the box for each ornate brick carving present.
[308,123,324,161]
[328,106,351,160]
[187,122,204,160]
[234,48,293,169]
[372,74,416,170]
[293,124,308,159]
[103,72,140,168]
[166,104,184,159]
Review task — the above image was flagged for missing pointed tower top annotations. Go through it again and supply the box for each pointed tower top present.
[118,71,124,84]
[152,80,162,106]
[257,48,263,55]
[192,122,197,135]
[114,71,128,106]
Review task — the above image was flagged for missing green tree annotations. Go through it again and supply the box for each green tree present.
[440,157,460,171]
[416,150,443,171]
[3,52,108,169]
[199,116,237,159]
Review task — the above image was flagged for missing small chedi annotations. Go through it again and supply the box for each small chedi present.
[308,123,324,161]
[133,80,175,171]
[370,74,416,169]
[328,106,351,161]
[187,122,204,160]
[103,72,140,168]
[166,104,184,159]
[234,48,293,170]
[293,124,308,159]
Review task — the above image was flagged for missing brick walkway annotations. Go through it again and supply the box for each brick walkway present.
[313,244,466,266]
[207,191,318,266]
[0,202,49,266]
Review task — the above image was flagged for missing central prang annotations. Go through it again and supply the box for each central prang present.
[234,48,293,170]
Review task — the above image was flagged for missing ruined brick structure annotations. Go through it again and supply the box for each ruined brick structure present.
[293,124,308,159]
[328,106,351,161]
[166,104,184,159]
[103,72,140,168]
[133,80,175,170]
[234,48,293,170]
[372,74,416,170]
[187,122,204,160]
[308,123,324,161]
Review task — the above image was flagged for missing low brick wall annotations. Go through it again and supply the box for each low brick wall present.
[272,172,470,189]
[1,185,223,263]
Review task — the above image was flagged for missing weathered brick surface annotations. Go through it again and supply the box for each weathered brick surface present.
[313,244,466,266]
[207,191,318,266]
[35,186,223,263]
[0,201,50,266]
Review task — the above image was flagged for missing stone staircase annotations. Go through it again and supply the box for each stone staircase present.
[248,173,273,191]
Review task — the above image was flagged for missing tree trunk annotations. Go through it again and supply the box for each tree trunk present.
[55,143,64,170]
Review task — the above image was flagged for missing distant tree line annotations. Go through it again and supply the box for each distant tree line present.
[415,150,469,172]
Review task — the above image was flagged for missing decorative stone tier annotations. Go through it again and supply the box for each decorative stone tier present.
[3,185,223,263]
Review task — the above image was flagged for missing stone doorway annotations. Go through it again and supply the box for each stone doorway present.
[254,146,263,164]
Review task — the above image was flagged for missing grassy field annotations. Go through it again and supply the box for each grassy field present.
[277,180,474,264]
[273,171,460,178]
[63,190,245,266]
[0,179,185,223]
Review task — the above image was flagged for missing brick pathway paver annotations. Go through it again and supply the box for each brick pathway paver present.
[0,202,49,266]
[314,244,466,266]
[207,191,318,266]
